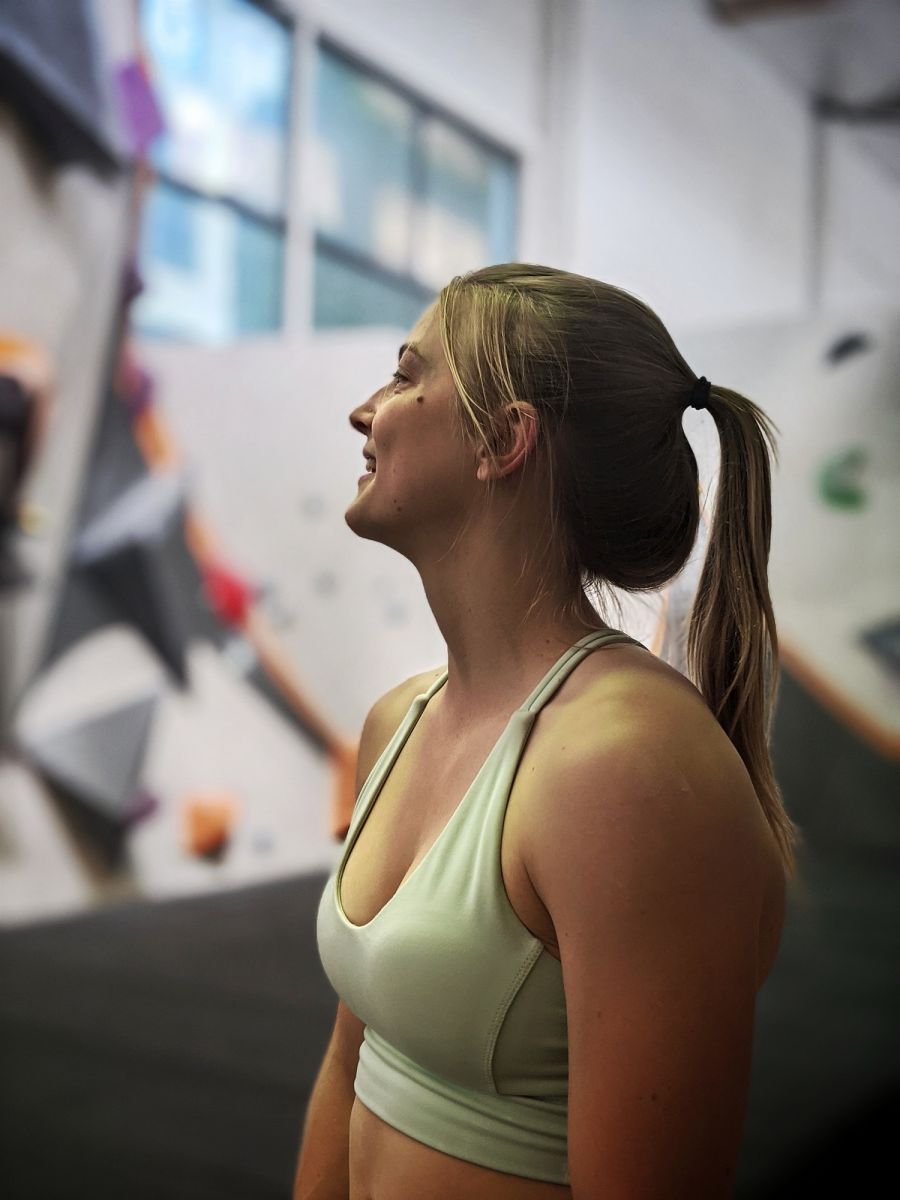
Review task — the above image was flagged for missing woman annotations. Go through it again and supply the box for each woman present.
[298,264,795,1200]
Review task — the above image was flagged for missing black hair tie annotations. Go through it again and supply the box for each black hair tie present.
[687,375,711,412]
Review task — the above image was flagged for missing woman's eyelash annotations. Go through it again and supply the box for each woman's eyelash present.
[390,370,409,386]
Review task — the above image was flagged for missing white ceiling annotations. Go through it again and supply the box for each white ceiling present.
[714,0,900,182]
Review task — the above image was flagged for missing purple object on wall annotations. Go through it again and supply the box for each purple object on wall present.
[123,788,160,827]
[114,58,165,158]
[122,259,145,308]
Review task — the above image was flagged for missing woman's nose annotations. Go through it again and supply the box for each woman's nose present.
[349,387,382,432]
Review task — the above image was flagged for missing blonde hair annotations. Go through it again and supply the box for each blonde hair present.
[435,263,797,877]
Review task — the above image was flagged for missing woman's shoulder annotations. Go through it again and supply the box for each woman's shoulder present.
[525,647,776,879]
[582,643,717,744]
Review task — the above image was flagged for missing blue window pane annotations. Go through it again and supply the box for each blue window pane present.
[314,249,431,330]
[311,46,518,330]
[314,48,416,271]
[146,181,197,271]
[416,116,518,290]
[236,215,283,334]
[485,154,518,262]
[142,0,292,217]
[135,179,283,342]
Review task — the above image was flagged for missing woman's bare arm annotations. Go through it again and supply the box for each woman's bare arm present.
[526,693,773,1199]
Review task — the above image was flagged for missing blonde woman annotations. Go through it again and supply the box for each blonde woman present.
[296,264,795,1200]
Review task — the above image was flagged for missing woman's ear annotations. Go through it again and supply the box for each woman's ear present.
[503,403,540,468]
[475,406,540,484]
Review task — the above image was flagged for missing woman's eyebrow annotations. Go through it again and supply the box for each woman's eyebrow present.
[398,342,428,366]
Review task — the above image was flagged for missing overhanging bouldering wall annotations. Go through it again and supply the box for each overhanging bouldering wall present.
[0,0,132,733]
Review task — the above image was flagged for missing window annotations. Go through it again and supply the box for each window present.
[313,41,519,330]
[134,0,293,343]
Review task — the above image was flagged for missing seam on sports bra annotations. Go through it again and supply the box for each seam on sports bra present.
[481,938,544,1093]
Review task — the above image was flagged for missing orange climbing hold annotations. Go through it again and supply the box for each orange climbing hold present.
[183,791,239,857]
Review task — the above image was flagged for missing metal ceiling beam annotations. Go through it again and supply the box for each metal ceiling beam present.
[814,89,900,124]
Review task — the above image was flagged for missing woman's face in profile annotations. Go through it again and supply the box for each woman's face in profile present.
[346,303,478,550]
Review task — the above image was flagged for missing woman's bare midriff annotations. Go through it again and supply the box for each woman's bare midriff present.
[339,642,786,1200]
[348,1096,572,1200]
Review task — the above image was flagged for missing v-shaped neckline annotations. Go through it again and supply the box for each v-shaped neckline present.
[335,628,642,930]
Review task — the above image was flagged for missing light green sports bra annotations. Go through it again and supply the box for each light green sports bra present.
[316,628,648,1185]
